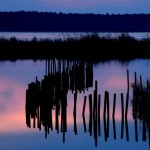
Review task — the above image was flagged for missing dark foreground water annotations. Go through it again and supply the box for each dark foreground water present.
[0,59,150,150]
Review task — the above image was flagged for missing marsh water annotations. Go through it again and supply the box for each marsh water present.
[0,31,150,150]
[0,58,150,150]
[1,32,150,40]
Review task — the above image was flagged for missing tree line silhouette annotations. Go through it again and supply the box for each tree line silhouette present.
[1,11,150,32]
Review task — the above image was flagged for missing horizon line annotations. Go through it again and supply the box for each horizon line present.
[0,10,150,15]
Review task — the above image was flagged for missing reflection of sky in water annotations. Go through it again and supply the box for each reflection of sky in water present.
[1,32,150,41]
[0,59,150,150]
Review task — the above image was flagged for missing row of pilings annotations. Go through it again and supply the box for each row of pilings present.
[45,59,93,93]
[80,80,130,147]
[26,64,150,147]
[26,59,93,142]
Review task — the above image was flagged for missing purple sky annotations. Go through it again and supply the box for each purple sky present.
[0,0,150,14]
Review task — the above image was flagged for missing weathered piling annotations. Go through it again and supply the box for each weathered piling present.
[74,92,77,135]
[103,91,109,141]
[82,96,87,132]
[112,94,116,118]
[89,94,93,136]
[142,119,146,141]
[93,89,98,147]
[125,93,129,141]
[125,93,129,120]
[112,93,116,139]
[82,96,87,116]
[50,109,53,131]
[60,90,67,142]
[103,113,107,141]
[132,73,138,142]
[127,70,129,93]
[121,93,124,139]
[134,72,137,87]
[26,89,31,128]
[106,91,109,138]
[112,115,116,140]
[98,94,101,136]
[82,113,87,132]
[135,113,138,142]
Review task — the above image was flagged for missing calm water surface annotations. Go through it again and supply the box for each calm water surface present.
[0,32,150,40]
[0,59,150,150]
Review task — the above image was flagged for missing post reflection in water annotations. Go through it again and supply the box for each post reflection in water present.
[131,73,150,148]
[26,59,93,142]
[25,60,149,148]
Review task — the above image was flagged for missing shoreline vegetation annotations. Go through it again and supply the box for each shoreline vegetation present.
[1,33,150,62]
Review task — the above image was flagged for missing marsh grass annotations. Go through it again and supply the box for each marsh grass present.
[131,77,150,140]
[0,33,150,61]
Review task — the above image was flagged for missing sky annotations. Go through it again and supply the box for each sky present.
[0,0,150,14]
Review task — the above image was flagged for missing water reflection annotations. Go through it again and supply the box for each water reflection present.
[25,59,150,149]
[26,59,93,142]
[131,73,150,145]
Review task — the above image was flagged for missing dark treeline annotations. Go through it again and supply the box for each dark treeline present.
[1,33,150,61]
[1,11,150,32]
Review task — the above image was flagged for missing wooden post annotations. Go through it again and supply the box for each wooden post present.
[142,119,146,141]
[125,117,129,141]
[121,93,124,139]
[89,94,92,136]
[93,89,98,147]
[125,93,129,141]
[82,96,87,116]
[112,94,116,118]
[103,113,107,141]
[125,93,129,120]
[112,93,116,139]
[127,70,129,93]
[103,91,107,118]
[74,92,77,135]
[98,94,101,136]
[106,91,109,138]
[134,72,137,88]
[82,113,87,132]
[135,117,138,142]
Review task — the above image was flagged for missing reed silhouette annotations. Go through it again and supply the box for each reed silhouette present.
[1,34,150,61]
[131,73,150,147]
